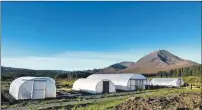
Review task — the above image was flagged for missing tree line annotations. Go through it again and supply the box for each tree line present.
[1,64,201,81]
[1,66,99,81]
[143,64,202,77]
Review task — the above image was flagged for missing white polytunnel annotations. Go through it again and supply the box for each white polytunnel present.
[150,78,184,87]
[72,78,116,94]
[87,73,147,91]
[9,77,56,100]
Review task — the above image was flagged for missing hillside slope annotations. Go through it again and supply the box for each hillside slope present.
[119,50,198,73]
[96,61,135,74]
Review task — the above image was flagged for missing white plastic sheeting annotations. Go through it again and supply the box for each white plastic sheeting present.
[150,78,184,87]
[9,77,56,100]
[72,78,116,94]
[146,79,151,85]
[87,74,147,91]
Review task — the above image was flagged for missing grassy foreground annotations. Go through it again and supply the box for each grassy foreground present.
[40,88,201,110]
[1,76,201,110]
[73,99,126,110]
[74,88,201,110]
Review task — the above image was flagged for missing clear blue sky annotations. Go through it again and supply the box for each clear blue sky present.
[2,2,201,70]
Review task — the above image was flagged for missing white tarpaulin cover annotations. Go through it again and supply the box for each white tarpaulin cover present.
[150,78,184,87]
[72,78,116,94]
[9,77,56,100]
[87,73,147,91]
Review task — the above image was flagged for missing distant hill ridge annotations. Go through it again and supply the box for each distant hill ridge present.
[96,61,135,74]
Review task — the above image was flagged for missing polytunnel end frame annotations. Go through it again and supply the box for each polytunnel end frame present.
[17,78,55,100]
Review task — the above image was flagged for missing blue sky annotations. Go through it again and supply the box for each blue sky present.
[2,2,201,70]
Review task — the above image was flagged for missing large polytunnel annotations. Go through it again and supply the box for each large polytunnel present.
[72,78,116,94]
[9,77,56,100]
[87,73,147,91]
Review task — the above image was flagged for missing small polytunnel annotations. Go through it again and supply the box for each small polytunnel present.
[72,78,116,94]
[9,77,56,100]
[150,78,184,87]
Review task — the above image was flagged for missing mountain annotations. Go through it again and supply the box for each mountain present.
[118,50,199,74]
[95,61,135,74]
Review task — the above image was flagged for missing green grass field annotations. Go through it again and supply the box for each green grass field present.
[182,76,200,85]
[56,79,77,93]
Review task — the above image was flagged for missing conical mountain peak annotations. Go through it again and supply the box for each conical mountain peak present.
[119,50,198,73]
